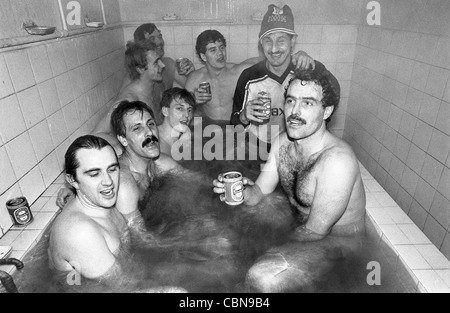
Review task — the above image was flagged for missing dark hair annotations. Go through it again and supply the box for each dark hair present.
[160,87,196,110]
[110,100,155,138]
[134,23,158,42]
[65,135,116,181]
[195,30,226,62]
[286,67,341,123]
[125,40,159,80]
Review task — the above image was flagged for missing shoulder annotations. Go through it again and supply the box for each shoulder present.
[52,209,101,246]
[318,138,359,175]
[155,153,184,174]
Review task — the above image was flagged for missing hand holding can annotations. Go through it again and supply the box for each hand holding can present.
[258,91,271,120]
[176,58,189,75]
[199,82,211,95]
[213,172,244,206]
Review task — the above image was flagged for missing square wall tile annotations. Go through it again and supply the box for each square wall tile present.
[406,144,426,175]
[0,95,27,143]
[4,50,35,92]
[5,131,38,179]
[414,178,436,211]
[396,245,431,270]
[0,55,14,99]
[28,120,54,162]
[430,192,450,230]
[410,62,430,92]
[418,93,442,126]
[399,112,417,141]
[39,151,62,188]
[303,25,322,44]
[428,130,450,164]
[38,79,61,117]
[416,245,450,270]
[435,101,450,136]
[230,25,248,44]
[437,167,450,201]
[401,166,419,196]
[425,67,449,99]
[55,73,74,108]
[398,224,432,245]
[25,212,55,231]
[62,39,80,70]
[412,119,433,152]
[321,25,340,44]
[0,146,17,195]
[420,155,444,189]
[10,230,41,251]
[18,166,45,205]
[173,26,193,46]
[423,216,447,248]
[46,43,68,76]
[433,36,450,70]
[17,86,45,128]
[408,200,428,230]
[27,45,52,84]
[47,110,69,147]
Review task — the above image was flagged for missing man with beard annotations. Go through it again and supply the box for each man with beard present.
[93,40,166,154]
[186,29,314,124]
[213,66,366,292]
[157,88,196,156]
[120,23,195,110]
[48,135,185,292]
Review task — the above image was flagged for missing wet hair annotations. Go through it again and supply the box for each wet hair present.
[110,100,155,138]
[65,135,116,182]
[125,40,159,80]
[160,87,196,110]
[285,67,341,123]
[195,30,226,62]
[134,23,158,42]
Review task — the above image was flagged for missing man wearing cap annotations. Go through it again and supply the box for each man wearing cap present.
[214,65,366,292]
[231,4,324,145]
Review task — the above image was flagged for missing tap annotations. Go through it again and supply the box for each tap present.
[0,258,24,293]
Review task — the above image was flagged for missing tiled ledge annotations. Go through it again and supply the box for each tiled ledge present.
[1,165,450,293]
[0,173,64,275]
[361,165,450,293]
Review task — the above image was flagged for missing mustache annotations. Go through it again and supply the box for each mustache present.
[287,115,306,124]
[142,136,159,147]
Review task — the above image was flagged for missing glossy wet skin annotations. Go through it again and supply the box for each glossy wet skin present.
[119,110,160,159]
[260,32,295,70]
[284,80,333,141]
[144,28,165,57]
[162,98,194,133]
[70,147,120,209]
[201,41,227,69]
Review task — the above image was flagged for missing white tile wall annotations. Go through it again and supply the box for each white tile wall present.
[0,28,125,237]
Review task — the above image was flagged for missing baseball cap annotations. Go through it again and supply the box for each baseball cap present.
[259,4,297,41]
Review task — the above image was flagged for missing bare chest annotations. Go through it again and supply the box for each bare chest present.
[278,145,319,213]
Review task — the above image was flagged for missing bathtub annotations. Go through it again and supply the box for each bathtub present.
[1,161,449,293]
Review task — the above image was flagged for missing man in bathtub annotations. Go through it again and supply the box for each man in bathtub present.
[185,29,315,124]
[119,23,195,112]
[157,87,196,156]
[93,40,166,155]
[213,66,366,292]
[48,135,185,292]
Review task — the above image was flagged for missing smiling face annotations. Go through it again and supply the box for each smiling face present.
[144,28,165,57]
[260,32,295,69]
[200,41,227,68]
[70,147,120,209]
[118,109,160,159]
[284,79,334,140]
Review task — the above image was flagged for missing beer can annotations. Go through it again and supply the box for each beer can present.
[6,197,34,227]
[199,82,211,95]
[258,91,272,120]
[176,58,186,74]
[223,172,244,206]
